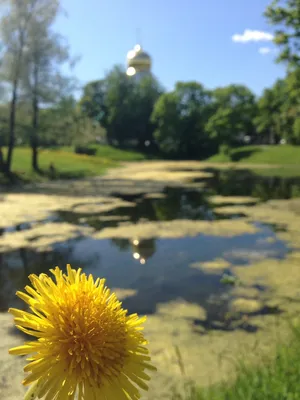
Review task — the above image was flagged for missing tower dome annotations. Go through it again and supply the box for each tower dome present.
[126,44,152,77]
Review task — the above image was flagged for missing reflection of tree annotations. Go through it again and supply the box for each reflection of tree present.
[110,237,157,264]
[131,238,156,264]
[208,169,300,201]
[153,187,212,221]
[100,187,212,224]
[110,238,131,252]
[0,246,75,311]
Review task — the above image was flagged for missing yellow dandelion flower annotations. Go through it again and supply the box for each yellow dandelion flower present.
[9,264,156,400]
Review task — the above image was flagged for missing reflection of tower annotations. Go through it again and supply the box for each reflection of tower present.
[126,44,152,81]
[131,238,156,264]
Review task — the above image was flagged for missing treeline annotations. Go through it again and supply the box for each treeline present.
[78,66,300,160]
[0,0,299,175]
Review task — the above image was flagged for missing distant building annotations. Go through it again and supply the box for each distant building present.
[126,44,152,81]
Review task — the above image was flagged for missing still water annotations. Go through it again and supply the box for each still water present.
[1,169,300,326]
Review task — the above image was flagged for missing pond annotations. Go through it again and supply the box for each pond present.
[1,168,299,315]
[1,166,300,397]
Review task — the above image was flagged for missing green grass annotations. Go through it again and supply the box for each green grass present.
[174,323,300,400]
[207,145,300,165]
[0,145,146,185]
[3,144,300,185]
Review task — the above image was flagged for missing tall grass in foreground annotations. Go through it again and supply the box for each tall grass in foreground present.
[173,322,300,400]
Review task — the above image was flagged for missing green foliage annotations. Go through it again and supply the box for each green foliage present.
[74,145,97,156]
[264,0,300,68]
[206,85,257,147]
[219,144,232,157]
[151,81,214,158]
[254,73,300,144]
[130,75,164,148]
[254,80,287,143]
[79,66,162,149]
[285,69,300,142]
[86,144,146,161]
[80,79,109,126]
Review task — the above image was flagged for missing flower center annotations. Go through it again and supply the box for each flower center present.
[49,285,128,385]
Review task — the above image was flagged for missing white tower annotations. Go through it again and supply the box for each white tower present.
[126,44,152,81]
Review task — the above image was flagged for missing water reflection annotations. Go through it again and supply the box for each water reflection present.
[55,186,216,232]
[111,238,156,264]
[0,246,74,311]
[53,172,300,232]
[205,169,300,200]
[0,222,290,331]
[1,168,299,333]
[93,187,214,225]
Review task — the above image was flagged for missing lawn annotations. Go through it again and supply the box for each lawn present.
[2,144,300,186]
[173,323,300,400]
[207,145,300,165]
[0,145,146,184]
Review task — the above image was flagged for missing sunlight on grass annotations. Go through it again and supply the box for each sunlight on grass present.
[0,145,146,184]
[208,145,300,166]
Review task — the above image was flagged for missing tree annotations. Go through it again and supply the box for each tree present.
[37,96,76,146]
[264,0,300,68]
[79,67,163,149]
[206,85,257,148]
[151,81,213,158]
[128,75,163,150]
[79,66,132,146]
[80,79,109,127]
[20,0,76,171]
[279,71,300,143]
[254,79,287,144]
[104,66,136,146]
[0,0,39,173]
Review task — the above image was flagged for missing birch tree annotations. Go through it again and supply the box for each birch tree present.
[21,0,77,171]
[0,0,38,173]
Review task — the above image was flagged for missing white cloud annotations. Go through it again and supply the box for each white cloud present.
[258,47,277,55]
[259,47,272,55]
[232,29,274,43]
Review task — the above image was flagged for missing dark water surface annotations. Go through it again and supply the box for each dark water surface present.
[1,169,299,329]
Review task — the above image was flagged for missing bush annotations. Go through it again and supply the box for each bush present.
[219,144,231,156]
[74,145,97,156]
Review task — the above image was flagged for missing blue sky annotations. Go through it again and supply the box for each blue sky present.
[55,0,286,95]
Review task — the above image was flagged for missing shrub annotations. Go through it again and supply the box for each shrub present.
[74,145,97,156]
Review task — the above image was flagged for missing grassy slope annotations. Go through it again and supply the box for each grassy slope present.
[2,144,300,185]
[207,145,300,165]
[0,145,146,184]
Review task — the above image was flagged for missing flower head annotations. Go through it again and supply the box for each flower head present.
[9,265,156,399]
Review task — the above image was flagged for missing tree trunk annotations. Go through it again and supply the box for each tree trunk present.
[0,147,4,172]
[31,99,39,171]
[31,63,39,172]
[4,19,27,175]
[5,80,18,174]
[269,129,275,145]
